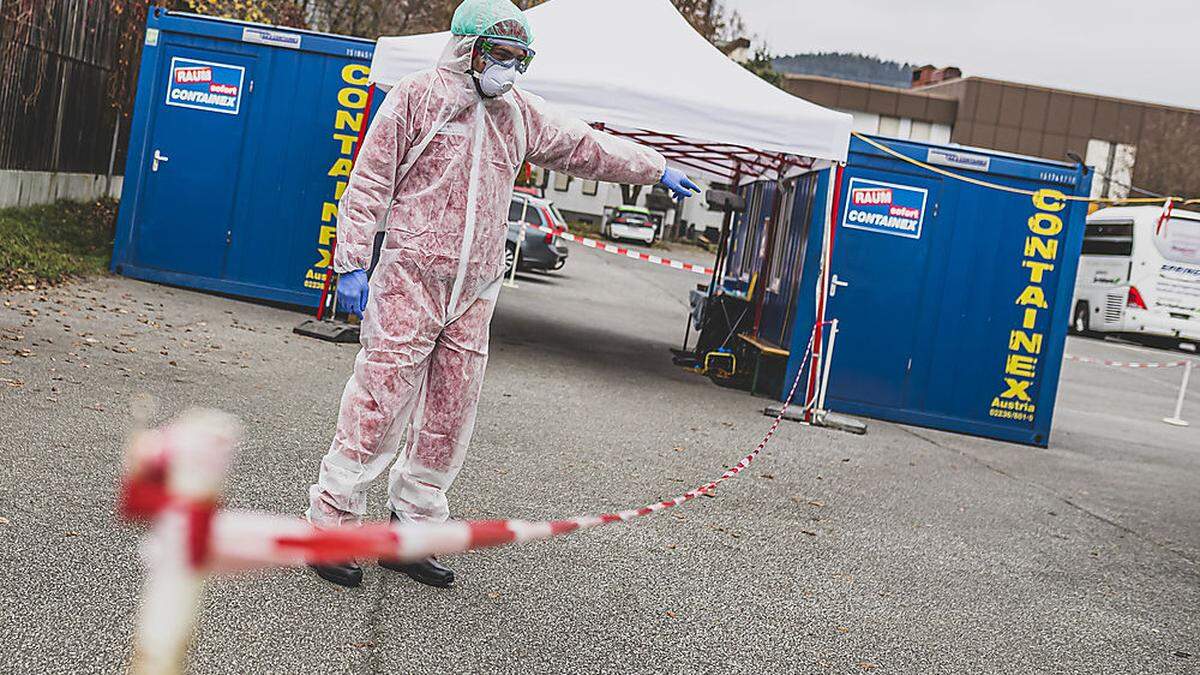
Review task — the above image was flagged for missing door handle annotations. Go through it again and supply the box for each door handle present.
[829,274,849,297]
[152,149,170,172]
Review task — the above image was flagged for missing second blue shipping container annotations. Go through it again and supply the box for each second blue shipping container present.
[718,135,1092,446]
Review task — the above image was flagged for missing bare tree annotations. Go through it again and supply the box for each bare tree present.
[302,0,736,41]
[669,0,745,43]
[1134,108,1200,200]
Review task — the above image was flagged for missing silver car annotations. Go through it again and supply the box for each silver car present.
[506,192,569,274]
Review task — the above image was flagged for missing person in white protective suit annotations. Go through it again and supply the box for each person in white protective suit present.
[306,0,701,588]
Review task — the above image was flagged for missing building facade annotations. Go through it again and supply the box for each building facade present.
[783,69,1200,201]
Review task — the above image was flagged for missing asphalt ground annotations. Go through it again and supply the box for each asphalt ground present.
[0,238,1197,674]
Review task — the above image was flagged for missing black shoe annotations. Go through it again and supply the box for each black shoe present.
[379,555,455,587]
[309,561,363,588]
[380,512,455,587]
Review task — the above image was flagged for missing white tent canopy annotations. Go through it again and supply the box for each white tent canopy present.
[369,0,852,179]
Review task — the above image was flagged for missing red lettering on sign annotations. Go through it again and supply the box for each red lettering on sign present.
[889,205,920,218]
[852,188,892,206]
[175,67,213,84]
[209,83,239,96]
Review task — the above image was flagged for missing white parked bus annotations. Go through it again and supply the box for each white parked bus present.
[1071,205,1200,349]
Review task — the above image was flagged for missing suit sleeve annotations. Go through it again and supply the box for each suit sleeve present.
[332,85,413,273]
[520,92,665,186]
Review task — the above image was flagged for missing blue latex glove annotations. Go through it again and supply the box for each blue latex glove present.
[660,166,701,200]
[336,269,370,319]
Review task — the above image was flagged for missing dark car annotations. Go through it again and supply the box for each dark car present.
[506,192,569,274]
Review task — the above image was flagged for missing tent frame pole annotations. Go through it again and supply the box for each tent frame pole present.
[806,162,845,421]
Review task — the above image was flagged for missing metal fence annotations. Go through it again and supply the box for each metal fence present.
[0,0,127,175]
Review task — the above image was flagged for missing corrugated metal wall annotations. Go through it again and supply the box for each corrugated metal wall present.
[0,0,127,174]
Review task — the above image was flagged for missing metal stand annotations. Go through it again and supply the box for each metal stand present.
[1163,360,1193,427]
[814,319,839,423]
[294,236,360,343]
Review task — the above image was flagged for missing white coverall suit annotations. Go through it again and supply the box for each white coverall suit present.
[307,36,666,527]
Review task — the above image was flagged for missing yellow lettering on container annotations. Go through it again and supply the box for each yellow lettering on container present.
[332,133,359,155]
[334,110,363,133]
[1016,285,1048,309]
[1022,260,1055,283]
[321,202,338,222]
[328,158,353,177]
[338,87,367,109]
[1006,354,1037,378]
[1023,308,1038,329]
[1024,236,1059,261]
[1008,330,1044,354]
[1032,189,1067,212]
[1028,213,1063,236]
[1000,378,1032,401]
[342,63,370,86]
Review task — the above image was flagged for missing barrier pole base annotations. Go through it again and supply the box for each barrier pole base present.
[293,318,360,343]
[815,412,869,436]
[764,403,812,424]
[1162,417,1190,427]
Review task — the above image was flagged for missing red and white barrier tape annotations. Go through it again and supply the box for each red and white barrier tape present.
[1064,353,1188,369]
[529,224,714,277]
[123,326,824,671]
[123,326,823,573]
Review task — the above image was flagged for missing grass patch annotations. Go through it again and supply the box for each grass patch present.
[0,199,117,290]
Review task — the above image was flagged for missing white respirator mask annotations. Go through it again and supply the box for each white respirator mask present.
[475,61,517,98]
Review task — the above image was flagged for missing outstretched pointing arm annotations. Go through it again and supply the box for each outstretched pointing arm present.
[520,92,666,187]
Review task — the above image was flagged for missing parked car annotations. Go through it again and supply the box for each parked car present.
[506,192,569,275]
[602,205,656,245]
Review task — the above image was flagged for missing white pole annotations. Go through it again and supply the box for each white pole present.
[1163,360,1192,427]
[806,165,839,419]
[133,513,202,675]
[816,319,839,420]
[106,117,121,198]
[505,223,526,288]
[504,198,530,289]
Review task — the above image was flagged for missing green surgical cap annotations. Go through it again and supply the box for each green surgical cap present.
[450,0,534,46]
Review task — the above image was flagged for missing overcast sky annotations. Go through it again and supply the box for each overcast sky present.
[726,0,1200,110]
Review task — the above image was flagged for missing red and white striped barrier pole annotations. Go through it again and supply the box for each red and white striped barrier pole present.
[1063,353,1193,427]
[529,224,714,277]
[121,409,241,675]
[122,335,819,671]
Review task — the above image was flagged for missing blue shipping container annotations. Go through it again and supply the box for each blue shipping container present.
[769,136,1091,446]
[112,9,378,307]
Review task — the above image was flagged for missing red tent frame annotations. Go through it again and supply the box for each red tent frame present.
[596,125,817,182]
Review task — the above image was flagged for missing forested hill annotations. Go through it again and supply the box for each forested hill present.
[772,53,915,88]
